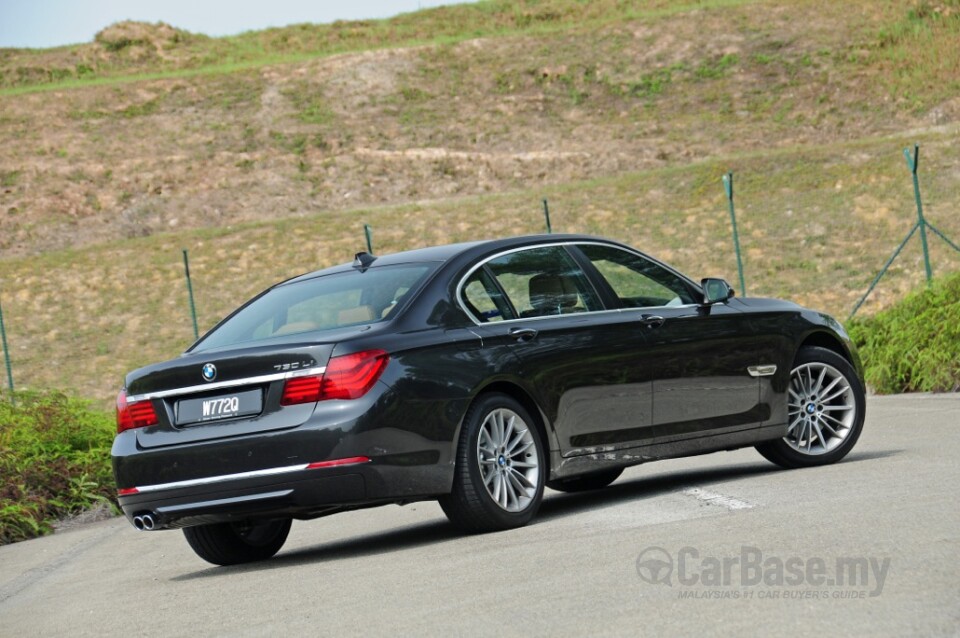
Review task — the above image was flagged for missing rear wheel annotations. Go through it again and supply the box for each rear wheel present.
[547,468,623,493]
[756,346,865,469]
[440,393,545,533]
[183,518,291,566]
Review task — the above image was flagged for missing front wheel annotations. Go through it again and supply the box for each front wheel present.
[183,518,292,566]
[439,393,546,533]
[756,346,866,469]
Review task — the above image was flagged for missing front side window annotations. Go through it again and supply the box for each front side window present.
[579,244,697,308]
[192,264,433,352]
[478,246,601,320]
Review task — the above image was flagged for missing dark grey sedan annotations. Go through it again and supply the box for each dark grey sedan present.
[113,234,865,565]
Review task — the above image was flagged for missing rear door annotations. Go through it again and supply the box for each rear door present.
[460,244,656,455]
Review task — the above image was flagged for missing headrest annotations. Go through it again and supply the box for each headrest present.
[529,273,578,314]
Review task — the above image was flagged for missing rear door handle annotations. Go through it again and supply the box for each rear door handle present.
[508,327,539,342]
[640,314,664,328]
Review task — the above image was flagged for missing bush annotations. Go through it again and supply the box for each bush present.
[0,391,116,544]
[849,271,960,394]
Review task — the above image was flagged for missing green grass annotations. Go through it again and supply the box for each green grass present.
[0,392,116,544]
[849,270,960,394]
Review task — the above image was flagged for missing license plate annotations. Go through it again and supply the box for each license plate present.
[176,389,262,426]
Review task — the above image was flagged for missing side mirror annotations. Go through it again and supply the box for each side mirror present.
[701,278,735,305]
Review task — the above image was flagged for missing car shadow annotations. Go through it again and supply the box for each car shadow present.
[169,447,901,581]
[536,447,902,521]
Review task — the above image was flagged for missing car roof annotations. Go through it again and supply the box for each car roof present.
[280,234,615,286]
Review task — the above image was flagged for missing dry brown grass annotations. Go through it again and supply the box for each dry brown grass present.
[0,0,958,404]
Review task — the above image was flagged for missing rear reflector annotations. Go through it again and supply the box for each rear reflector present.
[306,456,371,469]
[118,487,139,496]
[281,349,389,405]
[116,389,159,433]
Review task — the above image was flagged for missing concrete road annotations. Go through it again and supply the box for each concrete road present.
[1,394,958,637]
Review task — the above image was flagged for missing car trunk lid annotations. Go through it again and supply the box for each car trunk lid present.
[126,342,335,449]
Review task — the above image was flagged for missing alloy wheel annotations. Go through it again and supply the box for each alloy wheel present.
[476,408,540,512]
[786,362,857,455]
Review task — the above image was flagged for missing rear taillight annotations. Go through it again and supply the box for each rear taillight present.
[280,376,323,405]
[281,349,389,405]
[116,389,159,433]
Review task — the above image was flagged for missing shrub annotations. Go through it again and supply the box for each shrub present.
[849,271,960,394]
[0,391,116,544]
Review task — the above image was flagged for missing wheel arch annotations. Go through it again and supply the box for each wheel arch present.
[798,331,851,365]
[456,380,555,476]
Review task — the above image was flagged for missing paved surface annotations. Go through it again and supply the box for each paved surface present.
[1,394,958,637]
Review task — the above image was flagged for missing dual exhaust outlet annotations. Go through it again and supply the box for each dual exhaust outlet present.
[132,512,158,531]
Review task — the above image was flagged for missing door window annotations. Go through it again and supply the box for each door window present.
[579,244,697,308]
[461,246,601,322]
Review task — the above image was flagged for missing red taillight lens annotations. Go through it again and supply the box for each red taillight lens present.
[280,350,389,405]
[280,375,323,405]
[116,389,159,433]
[321,349,389,400]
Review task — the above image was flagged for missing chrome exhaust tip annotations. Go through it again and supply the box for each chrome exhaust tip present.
[141,514,156,531]
[133,515,145,531]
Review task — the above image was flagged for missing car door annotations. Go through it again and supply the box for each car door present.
[573,243,764,443]
[459,244,656,456]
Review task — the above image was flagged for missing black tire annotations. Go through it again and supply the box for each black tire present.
[439,393,546,533]
[183,518,292,566]
[756,346,866,469]
[547,468,623,493]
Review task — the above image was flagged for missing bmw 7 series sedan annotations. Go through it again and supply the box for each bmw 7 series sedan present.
[113,234,866,565]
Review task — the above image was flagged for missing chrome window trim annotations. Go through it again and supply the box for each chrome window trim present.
[126,366,327,403]
[455,240,702,326]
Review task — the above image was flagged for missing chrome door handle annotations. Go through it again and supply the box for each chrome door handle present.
[640,314,664,328]
[508,327,539,342]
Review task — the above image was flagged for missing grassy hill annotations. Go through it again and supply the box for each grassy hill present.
[0,0,959,403]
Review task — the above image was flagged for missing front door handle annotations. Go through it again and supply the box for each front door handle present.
[640,314,664,328]
[508,327,539,342]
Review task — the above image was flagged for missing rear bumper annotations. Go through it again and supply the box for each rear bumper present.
[116,458,448,530]
[118,465,370,529]
[113,383,460,530]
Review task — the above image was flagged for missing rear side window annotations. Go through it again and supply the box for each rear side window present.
[461,246,601,322]
[192,264,432,352]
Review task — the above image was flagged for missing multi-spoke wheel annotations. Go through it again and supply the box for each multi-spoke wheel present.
[440,393,545,532]
[757,346,866,469]
[477,407,541,511]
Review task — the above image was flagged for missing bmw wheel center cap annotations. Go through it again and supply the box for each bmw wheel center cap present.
[202,363,217,382]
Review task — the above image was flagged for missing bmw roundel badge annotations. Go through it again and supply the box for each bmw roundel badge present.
[201,363,217,382]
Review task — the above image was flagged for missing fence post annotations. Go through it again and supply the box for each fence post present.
[848,144,960,320]
[722,173,747,296]
[904,144,933,284]
[0,294,14,400]
[364,224,374,254]
[182,249,199,341]
[542,199,552,234]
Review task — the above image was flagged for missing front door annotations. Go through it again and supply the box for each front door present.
[573,243,762,443]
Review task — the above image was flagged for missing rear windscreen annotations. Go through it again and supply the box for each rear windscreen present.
[191,264,433,352]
